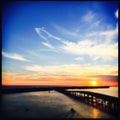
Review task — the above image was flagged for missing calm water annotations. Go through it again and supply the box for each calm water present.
[0,90,117,119]
[67,87,118,97]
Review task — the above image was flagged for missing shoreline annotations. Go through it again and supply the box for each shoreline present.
[1,86,110,94]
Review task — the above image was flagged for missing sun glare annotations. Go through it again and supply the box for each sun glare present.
[90,78,98,86]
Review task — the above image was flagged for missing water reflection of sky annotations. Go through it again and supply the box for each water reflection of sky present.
[1,91,115,119]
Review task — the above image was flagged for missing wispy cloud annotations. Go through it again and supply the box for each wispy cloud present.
[60,21,118,60]
[61,40,117,60]
[35,27,48,41]
[24,64,117,76]
[74,57,83,61]
[53,24,81,38]
[41,28,62,41]
[115,9,118,18]
[93,57,100,61]
[35,27,65,49]
[81,11,95,22]
[41,42,54,49]
[34,9,118,62]
[2,51,30,62]
[99,24,118,43]
[35,27,63,42]
[85,19,102,32]
[34,24,118,61]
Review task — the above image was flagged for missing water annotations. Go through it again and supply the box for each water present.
[0,90,117,119]
[67,87,118,97]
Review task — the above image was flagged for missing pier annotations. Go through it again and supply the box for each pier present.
[1,86,110,93]
[56,89,118,116]
[1,86,118,116]
[0,86,119,119]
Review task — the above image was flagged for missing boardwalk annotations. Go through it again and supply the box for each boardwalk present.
[56,89,118,116]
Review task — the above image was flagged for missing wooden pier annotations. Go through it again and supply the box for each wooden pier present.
[56,89,118,116]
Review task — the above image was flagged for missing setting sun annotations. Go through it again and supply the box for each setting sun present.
[90,78,98,86]
[91,80,97,85]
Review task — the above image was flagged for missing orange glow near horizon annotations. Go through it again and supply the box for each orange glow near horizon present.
[2,72,118,86]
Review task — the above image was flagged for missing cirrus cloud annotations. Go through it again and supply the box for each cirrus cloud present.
[2,51,30,62]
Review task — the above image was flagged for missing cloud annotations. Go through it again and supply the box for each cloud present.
[115,9,118,18]
[24,64,117,76]
[2,72,118,86]
[41,42,54,49]
[35,14,118,61]
[60,22,118,60]
[2,51,30,62]
[35,27,63,43]
[3,72,117,82]
[93,57,100,61]
[85,19,102,32]
[35,28,48,41]
[81,11,95,22]
[74,57,83,61]
[35,24,118,61]
[53,24,81,38]
[41,28,62,41]
[99,24,118,43]
[61,40,117,60]
[35,27,67,49]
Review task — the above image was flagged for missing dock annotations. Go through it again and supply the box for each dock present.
[56,89,118,116]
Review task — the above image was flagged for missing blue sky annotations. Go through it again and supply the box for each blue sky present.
[2,2,118,86]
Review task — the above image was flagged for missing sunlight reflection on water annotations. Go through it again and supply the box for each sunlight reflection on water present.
[1,90,115,119]
[93,108,99,118]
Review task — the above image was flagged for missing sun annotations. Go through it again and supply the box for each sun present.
[91,80,97,86]
[90,78,98,86]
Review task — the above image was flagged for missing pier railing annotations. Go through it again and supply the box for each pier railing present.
[56,89,118,116]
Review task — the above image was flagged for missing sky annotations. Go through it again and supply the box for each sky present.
[2,1,118,86]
